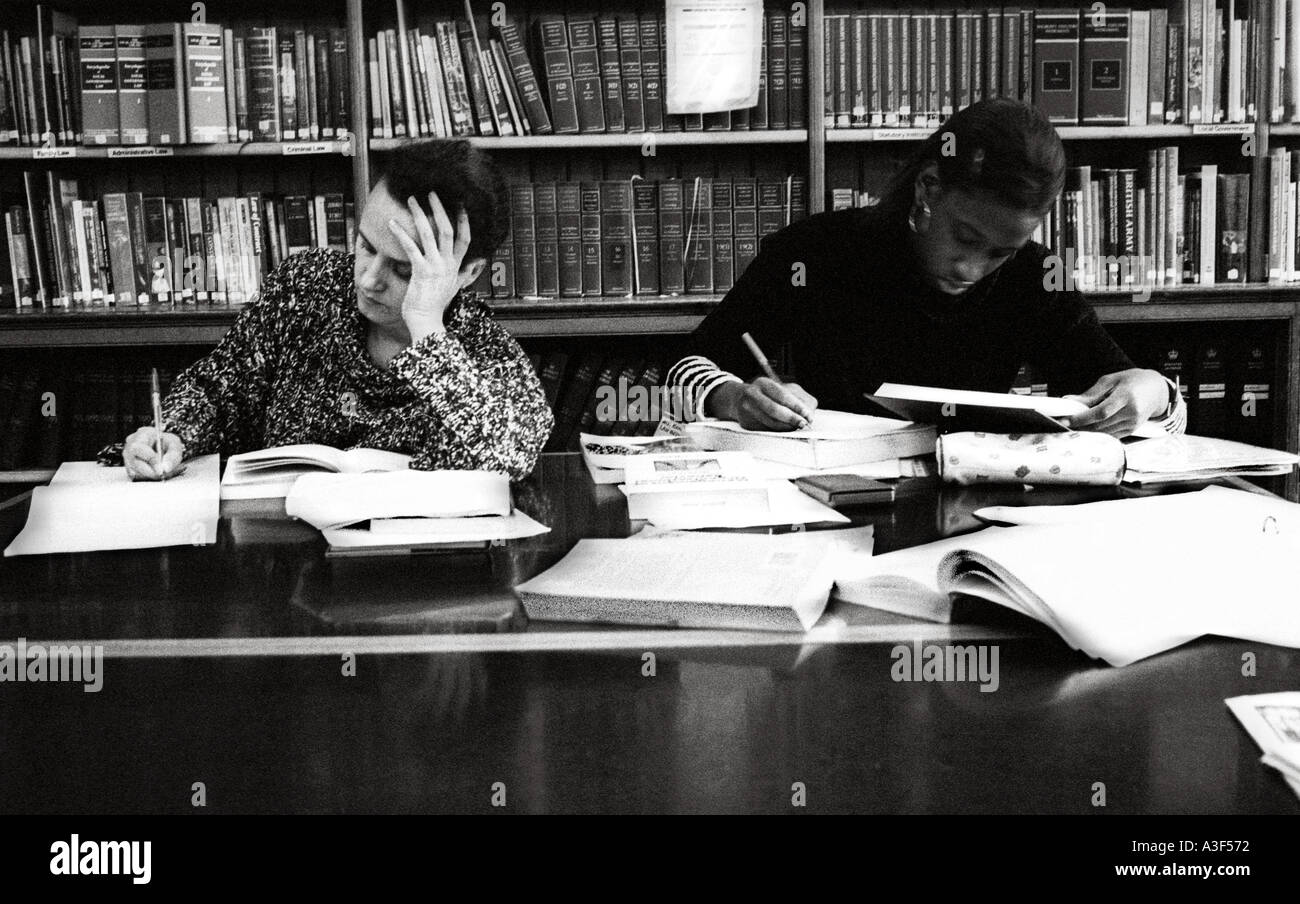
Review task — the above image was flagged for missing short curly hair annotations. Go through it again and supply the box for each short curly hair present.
[378,139,510,262]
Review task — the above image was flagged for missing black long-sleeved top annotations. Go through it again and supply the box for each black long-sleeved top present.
[669,205,1142,420]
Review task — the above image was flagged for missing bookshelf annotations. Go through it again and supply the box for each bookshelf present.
[0,0,1296,497]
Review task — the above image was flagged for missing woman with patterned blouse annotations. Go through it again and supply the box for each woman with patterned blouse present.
[121,140,553,482]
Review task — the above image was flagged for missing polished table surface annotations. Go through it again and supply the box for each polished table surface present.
[1,455,1296,814]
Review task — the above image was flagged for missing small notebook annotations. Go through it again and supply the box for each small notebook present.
[221,444,411,500]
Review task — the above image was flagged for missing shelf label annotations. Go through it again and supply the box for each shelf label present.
[1190,123,1252,135]
[107,146,175,158]
[867,128,931,141]
[33,147,77,159]
[282,142,334,156]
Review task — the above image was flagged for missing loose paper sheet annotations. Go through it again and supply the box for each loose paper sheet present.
[665,0,763,113]
[5,455,220,556]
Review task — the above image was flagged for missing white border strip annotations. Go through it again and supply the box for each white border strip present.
[55,623,1031,659]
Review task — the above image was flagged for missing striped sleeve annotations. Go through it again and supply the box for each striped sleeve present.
[664,355,743,424]
[1153,376,1188,435]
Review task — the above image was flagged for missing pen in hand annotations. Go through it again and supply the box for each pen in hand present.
[740,331,812,430]
[150,367,169,479]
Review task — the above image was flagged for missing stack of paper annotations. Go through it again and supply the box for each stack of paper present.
[1123,434,1300,484]
[4,455,220,556]
[686,409,936,469]
[578,433,701,484]
[1225,693,1300,801]
[221,444,411,500]
[283,470,549,556]
[617,450,848,530]
[516,531,844,631]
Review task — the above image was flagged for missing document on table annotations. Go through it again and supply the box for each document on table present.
[665,0,763,113]
[4,454,220,556]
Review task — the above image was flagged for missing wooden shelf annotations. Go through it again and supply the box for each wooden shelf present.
[825,124,1259,142]
[0,140,355,160]
[371,131,809,151]
[1269,123,1300,136]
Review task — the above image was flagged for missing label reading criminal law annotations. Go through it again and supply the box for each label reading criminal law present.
[282,142,333,155]
[33,147,77,158]
[107,146,175,157]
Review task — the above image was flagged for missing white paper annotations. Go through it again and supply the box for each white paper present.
[284,470,512,530]
[665,0,763,113]
[323,511,549,549]
[1226,693,1300,799]
[623,479,849,530]
[5,455,220,556]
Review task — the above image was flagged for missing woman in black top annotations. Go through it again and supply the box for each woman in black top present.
[668,98,1184,437]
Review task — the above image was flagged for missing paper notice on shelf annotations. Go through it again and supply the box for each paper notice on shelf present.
[665,0,763,113]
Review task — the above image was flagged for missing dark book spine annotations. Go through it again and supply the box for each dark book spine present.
[495,18,552,135]
[766,12,788,128]
[595,18,625,132]
[568,19,606,133]
[732,178,758,281]
[685,178,713,293]
[277,31,297,138]
[579,182,602,296]
[658,178,685,295]
[639,16,664,131]
[509,183,537,297]
[456,20,495,136]
[533,182,560,297]
[632,180,658,295]
[330,28,350,137]
[1165,23,1183,123]
[617,18,644,131]
[536,16,579,134]
[1033,9,1081,124]
[752,16,769,129]
[245,27,279,141]
[787,13,807,128]
[710,180,734,294]
[600,180,633,295]
[557,181,583,297]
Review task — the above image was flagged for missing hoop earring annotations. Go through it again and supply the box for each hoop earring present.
[908,200,931,234]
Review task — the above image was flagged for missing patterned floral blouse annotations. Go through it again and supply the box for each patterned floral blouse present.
[161,248,552,481]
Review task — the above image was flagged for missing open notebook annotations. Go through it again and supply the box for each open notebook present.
[221,444,411,500]
[835,486,1300,666]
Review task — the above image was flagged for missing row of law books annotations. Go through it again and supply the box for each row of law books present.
[1,171,354,308]
[472,176,808,300]
[0,365,184,469]
[833,154,1251,289]
[370,4,807,139]
[532,349,674,453]
[1,8,352,147]
[1144,334,1277,448]
[825,3,1258,129]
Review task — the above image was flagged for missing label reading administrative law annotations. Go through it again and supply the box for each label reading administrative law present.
[50,836,151,885]
[106,146,175,158]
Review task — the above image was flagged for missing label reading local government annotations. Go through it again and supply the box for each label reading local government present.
[1190,123,1253,135]
[107,147,175,158]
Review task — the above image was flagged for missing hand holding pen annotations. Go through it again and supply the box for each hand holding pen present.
[708,332,818,431]
[121,368,187,481]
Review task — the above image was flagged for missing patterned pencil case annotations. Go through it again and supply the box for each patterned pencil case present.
[936,431,1126,486]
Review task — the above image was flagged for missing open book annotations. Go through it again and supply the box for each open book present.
[685,409,936,469]
[220,444,411,499]
[866,382,1165,437]
[835,487,1300,666]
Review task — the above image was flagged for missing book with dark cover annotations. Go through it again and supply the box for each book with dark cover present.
[732,179,758,280]
[556,182,583,297]
[659,17,683,131]
[79,26,119,146]
[1033,8,1081,124]
[986,10,1001,102]
[788,13,807,128]
[509,183,537,297]
[639,16,664,131]
[1080,8,1129,125]
[491,37,529,134]
[766,11,788,128]
[313,31,331,137]
[277,29,298,138]
[145,22,186,144]
[611,360,663,435]
[493,14,552,135]
[456,20,495,135]
[658,178,685,295]
[757,179,786,240]
[1216,172,1247,283]
[1019,9,1034,104]
[533,182,560,298]
[568,18,606,133]
[477,25,516,136]
[1165,23,1183,122]
[536,350,568,409]
[490,239,514,299]
[577,358,623,438]
[535,15,579,134]
[600,180,633,296]
[436,20,475,136]
[595,18,625,131]
[617,17,644,131]
[632,180,658,295]
[752,14,769,128]
[547,350,604,452]
[245,27,280,141]
[330,27,350,137]
[1229,335,1274,447]
[580,183,602,296]
[101,193,136,304]
[711,181,734,294]
[684,177,713,294]
[1192,342,1228,438]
